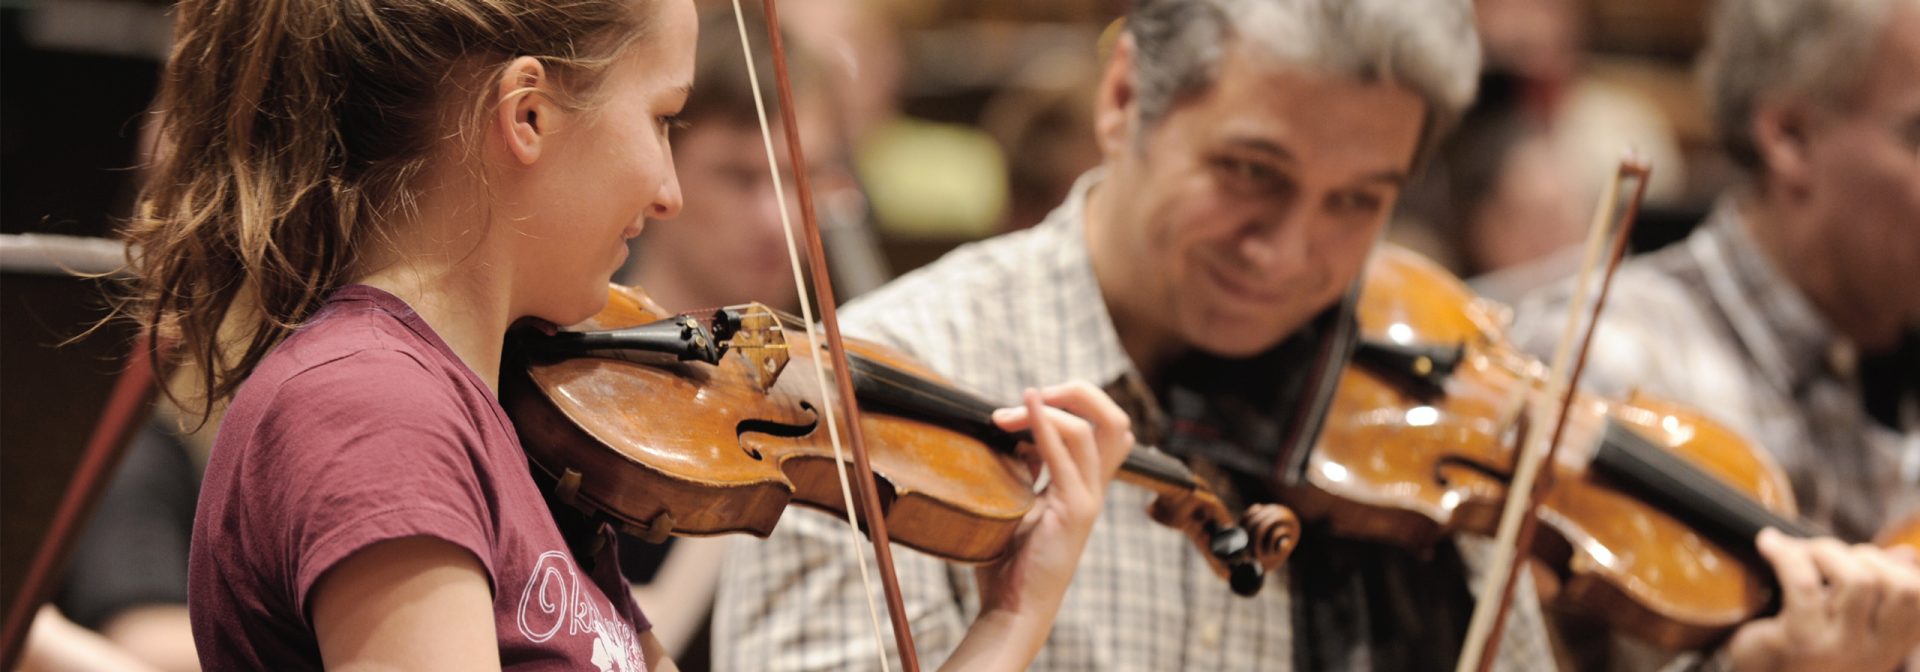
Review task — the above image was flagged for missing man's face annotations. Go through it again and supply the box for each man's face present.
[1802,3,1920,333]
[1094,44,1427,358]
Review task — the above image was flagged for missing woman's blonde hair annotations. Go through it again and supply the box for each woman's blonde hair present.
[122,0,654,418]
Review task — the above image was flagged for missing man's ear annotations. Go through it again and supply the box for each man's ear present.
[1751,101,1816,194]
[1094,34,1140,160]
[497,56,557,166]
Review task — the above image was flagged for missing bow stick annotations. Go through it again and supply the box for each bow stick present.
[1455,157,1652,672]
[729,1,922,669]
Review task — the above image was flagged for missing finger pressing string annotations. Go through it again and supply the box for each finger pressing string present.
[1025,388,1088,504]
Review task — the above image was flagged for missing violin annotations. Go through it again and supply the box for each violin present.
[1879,511,1920,553]
[500,284,1297,596]
[1276,243,1827,651]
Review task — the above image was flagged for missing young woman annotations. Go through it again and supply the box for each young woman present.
[122,0,1133,669]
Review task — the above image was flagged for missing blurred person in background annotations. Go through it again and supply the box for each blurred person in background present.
[1395,0,1687,304]
[620,6,849,315]
[7,3,202,663]
[1397,71,1590,293]
[18,606,167,672]
[1511,0,1920,669]
[980,47,1104,232]
[51,415,206,672]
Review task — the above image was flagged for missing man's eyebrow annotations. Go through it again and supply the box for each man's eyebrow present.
[1223,137,1298,163]
[1356,170,1410,188]
[1224,136,1410,187]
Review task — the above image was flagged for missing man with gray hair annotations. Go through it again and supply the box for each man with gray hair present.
[1510,0,1920,668]
[712,0,1559,669]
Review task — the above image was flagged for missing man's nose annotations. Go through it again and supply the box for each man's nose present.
[1236,201,1314,275]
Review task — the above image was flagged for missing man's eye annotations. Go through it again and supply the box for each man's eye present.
[1329,191,1387,216]
[1214,157,1280,193]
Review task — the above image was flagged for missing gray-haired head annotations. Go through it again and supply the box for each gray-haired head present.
[1700,0,1904,174]
[1125,0,1481,168]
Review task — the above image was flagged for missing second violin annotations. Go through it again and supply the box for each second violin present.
[1281,245,1810,651]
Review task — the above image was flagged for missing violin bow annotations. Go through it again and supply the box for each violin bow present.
[1454,157,1653,672]
[729,1,922,669]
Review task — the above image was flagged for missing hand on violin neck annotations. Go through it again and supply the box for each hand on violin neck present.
[1722,528,1920,672]
[944,383,1131,671]
[988,382,1137,471]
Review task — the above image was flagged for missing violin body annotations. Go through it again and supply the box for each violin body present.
[504,285,1036,563]
[1293,246,1801,650]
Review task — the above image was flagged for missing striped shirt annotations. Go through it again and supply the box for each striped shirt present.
[710,170,1558,671]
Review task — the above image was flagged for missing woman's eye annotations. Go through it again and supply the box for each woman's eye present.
[658,115,689,135]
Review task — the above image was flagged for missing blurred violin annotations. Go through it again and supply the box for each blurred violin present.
[1281,244,1812,650]
[1879,511,1920,553]
[500,284,1296,596]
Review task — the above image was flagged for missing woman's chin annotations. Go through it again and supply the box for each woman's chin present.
[542,287,613,329]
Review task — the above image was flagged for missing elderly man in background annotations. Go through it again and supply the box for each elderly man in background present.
[1511,0,1920,669]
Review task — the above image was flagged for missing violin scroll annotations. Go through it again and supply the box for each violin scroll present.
[1240,503,1300,574]
[1129,448,1297,596]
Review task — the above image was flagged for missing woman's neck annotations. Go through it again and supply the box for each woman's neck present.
[354,187,516,392]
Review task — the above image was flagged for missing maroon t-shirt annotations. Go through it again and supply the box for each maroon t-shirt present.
[188,286,650,671]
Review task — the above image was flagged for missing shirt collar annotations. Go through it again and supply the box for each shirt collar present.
[1043,167,1135,373]
[1695,198,1851,389]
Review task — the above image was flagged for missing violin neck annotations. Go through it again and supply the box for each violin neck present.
[843,351,1205,494]
[1589,420,1820,553]
[843,351,1015,448]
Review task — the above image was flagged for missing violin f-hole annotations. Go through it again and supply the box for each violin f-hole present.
[735,400,821,460]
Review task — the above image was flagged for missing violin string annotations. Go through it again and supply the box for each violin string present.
[727,3,894,668]
[721,301,1005,424]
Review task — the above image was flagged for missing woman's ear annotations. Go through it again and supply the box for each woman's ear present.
[497,56,555,166]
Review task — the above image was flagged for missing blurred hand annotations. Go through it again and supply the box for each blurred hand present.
[1724,528,1920,672]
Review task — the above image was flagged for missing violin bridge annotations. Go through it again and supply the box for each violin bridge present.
[729,303,791,392]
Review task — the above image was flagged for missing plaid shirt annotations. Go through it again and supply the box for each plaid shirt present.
[710,171,1558,671]
[1510,199,1920,543]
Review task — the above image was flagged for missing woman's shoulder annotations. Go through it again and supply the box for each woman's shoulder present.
[235,288,475,420]
[240,338,453,423]
[218,304,488,469]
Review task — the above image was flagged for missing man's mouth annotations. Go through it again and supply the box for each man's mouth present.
[1204,263,1287,305]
